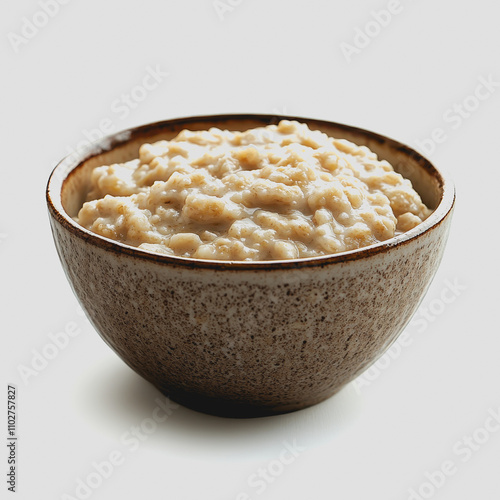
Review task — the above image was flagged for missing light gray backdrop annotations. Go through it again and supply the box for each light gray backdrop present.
[1,0,499,499]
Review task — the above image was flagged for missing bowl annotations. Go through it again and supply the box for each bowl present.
[46,114,455,418]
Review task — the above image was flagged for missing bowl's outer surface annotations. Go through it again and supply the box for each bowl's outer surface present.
[47,114,455,417]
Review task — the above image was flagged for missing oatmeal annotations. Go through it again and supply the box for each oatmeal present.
[76,120,431,260]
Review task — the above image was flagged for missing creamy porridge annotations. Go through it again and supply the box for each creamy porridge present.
[75,120,431,260]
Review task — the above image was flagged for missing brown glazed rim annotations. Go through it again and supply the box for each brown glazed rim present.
[46,114,455,271]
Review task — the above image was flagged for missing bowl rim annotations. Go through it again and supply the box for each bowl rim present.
[46,113,455,271]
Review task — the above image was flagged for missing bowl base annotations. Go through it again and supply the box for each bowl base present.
[162,387,331,419]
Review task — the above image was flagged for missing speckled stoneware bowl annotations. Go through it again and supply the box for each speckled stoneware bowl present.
[47,114,455,418]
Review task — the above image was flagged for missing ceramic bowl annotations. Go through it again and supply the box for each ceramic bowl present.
[46,114,455,417]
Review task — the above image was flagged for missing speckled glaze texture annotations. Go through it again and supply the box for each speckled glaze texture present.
[47,114,455,417]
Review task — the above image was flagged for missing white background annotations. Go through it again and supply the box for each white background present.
[1,1,499,499]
